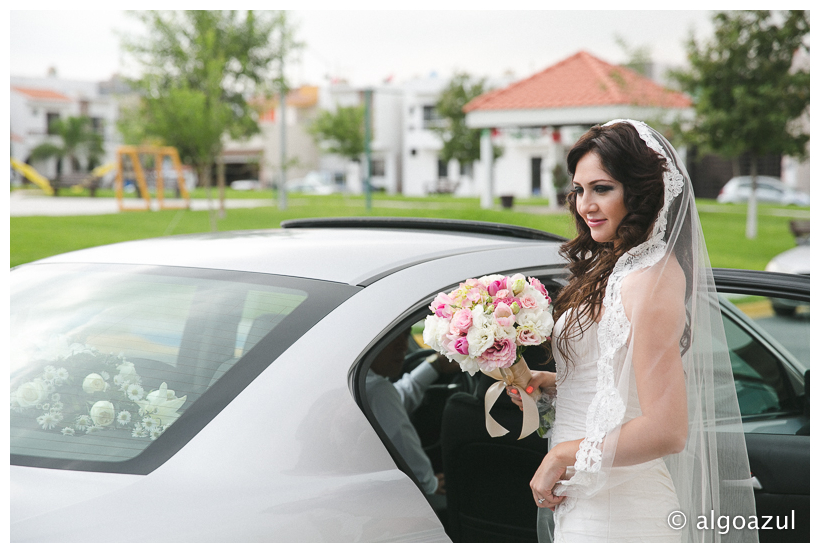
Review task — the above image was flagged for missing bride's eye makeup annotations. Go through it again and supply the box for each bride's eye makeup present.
[593,185,614,193]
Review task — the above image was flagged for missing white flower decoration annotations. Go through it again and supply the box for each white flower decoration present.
[126,384,145,401]
[89,401,116,427]
[82,373,107,394]
[149,427,164,440]
[135,383,186,427]
[117,411,132,426]
[75,414,93,431]
[61,427,75,436]
[14,379,48,408]
[37,412,58,430]
[141,416,159,430]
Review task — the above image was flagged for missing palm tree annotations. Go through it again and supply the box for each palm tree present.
[29,116,104,176]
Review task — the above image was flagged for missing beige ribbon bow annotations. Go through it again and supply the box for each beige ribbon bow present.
[482,357,540,439]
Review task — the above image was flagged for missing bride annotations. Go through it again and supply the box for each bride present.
[510,120,757,542]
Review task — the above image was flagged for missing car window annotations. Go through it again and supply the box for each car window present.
[10,263,357,473]
[719,294,807,420]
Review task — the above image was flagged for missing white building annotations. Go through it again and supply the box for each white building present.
[10,72,127,180]
[465,51,694,207]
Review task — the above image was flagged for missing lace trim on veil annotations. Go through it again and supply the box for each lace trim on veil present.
[555,121,685,526]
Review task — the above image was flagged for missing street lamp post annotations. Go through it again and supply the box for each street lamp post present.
[364,88,373,212]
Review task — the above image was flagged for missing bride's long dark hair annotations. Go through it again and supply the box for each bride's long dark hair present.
[553,122,667,363]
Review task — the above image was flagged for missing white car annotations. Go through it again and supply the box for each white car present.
[717,176,810,206]
[10,218,809,542]
[229,179,263,191]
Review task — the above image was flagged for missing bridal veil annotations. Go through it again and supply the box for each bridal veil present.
[552,119,758,542]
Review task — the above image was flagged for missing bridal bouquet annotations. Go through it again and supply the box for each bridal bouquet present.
[422,274,555,439]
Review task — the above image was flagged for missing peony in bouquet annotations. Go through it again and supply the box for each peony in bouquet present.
[423,274,555,439]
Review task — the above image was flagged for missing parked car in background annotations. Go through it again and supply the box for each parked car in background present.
[286,171,341,195]
[765,238,810,317]
[229,179,263,191]
[10,219,809,542]
[717,176,810,206]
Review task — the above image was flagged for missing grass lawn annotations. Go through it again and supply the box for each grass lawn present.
[9,191,807,270]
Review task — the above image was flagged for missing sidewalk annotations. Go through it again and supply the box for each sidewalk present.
[9,190,274,217]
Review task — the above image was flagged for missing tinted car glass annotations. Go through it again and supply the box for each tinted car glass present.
[10,263,358,473]
[720,295,806,419]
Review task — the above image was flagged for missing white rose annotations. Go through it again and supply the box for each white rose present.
[422,315,450,352]
[89,400,116,427]
[116,361,137,377]
[82,373,107,394]
[466,307,497,356]
[14,380,48,408]
[518,309,554,337]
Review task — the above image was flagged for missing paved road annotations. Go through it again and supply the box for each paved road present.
[9,191,274,217]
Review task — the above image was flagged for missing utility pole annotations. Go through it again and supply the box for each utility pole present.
[278,54,287,210]
[364,88,373,211]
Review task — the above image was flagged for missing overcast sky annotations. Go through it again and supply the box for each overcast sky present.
[10,9,716,86]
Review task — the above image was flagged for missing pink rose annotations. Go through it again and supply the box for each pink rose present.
[487,277,508,297]
[465,287,482,305]
[519,295,538,310]
[478,338,517,370]
[493,296,515,308]
[493,302,515,327]
[465,278,484,290]
[528,277,549,300]
[449,336,470,356]
[432,292,454,319]
[495,289,510,300]
[450,308,473,335]
[516,326,542,346]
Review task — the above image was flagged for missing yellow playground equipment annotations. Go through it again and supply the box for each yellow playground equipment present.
[10,157,54,195]
[115,146,191,212]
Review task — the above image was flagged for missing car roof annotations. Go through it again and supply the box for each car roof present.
[28,218,566,286]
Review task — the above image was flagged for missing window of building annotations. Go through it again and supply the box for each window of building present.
[46,113,60,135]
[437,159,448,178]
[370,159,386,178]
[91,117,104,134]
[423,105,443,129]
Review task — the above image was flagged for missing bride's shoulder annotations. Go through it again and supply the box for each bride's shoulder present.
[621,254,686,319]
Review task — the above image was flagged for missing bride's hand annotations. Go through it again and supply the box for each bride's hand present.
[531,450,568,510]
[506,370,555,411]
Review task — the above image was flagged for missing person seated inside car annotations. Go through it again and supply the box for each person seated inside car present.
[366,329,459,496]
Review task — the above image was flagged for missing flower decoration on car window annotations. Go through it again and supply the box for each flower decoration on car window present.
[10,337,186,440]
[423,274,555,439]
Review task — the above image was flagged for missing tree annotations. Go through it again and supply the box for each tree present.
[120,10,302,220]
[30,116,104,176]
[433,73,501,168]
[672,10,809,239]
[307,105,365,161]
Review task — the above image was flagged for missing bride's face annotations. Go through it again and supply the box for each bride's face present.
[572,152,628,244]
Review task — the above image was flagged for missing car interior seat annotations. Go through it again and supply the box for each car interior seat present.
[441,350,554,543]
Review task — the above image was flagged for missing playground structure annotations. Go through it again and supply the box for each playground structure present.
[115,146,191,212]
[11,158,117,196]
[10,158,54,195]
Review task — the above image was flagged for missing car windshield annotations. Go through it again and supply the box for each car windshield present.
[10,263,357,474]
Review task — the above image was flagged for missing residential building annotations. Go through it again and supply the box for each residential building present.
[10,72,127,180]
[464,51,694,206]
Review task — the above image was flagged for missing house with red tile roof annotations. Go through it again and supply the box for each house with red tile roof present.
[462,51,693,206]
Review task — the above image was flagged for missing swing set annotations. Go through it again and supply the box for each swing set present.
[115,146,191,212]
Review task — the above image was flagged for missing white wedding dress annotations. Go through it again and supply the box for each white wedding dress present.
[548,311,682,543]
